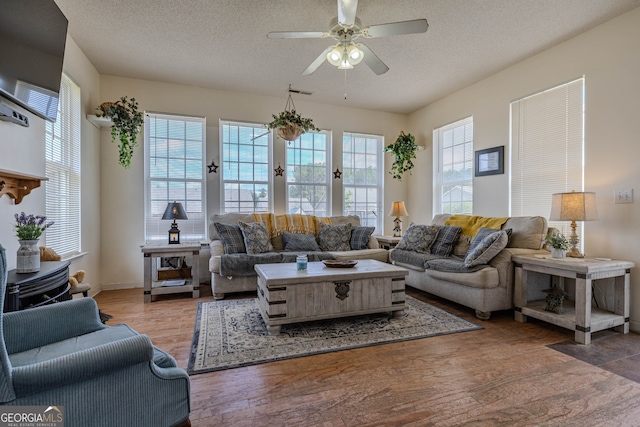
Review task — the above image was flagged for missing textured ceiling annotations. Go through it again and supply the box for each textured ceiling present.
[54,0,640,114]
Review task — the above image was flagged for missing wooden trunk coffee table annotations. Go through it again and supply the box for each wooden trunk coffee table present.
[255,259,408,335]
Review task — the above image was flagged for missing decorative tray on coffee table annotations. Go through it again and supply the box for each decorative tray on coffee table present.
[322,260,358,268]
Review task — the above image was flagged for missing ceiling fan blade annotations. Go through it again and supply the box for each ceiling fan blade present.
[337,0,358,26]
[267,31,328,39]
[359,44,389,75]
[302,46,334,76]
[363,19,428,38]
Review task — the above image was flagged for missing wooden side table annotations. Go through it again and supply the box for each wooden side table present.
[513,255,634,344]
[141,242,200,303]
[376,235,402,250]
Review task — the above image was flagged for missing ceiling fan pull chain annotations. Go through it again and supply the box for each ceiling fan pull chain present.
[344,69,348,100]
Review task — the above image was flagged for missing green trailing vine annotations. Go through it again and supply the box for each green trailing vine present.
[384,131,418,181]
[96,96,144,169]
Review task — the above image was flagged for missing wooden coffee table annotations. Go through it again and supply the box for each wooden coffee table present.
[255,259,408,335]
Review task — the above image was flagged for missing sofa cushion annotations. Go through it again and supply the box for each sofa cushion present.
[396,224,439,254]
[464,230,509,268]
[468,227,497,254]
[239,221,273,254]
[351,226,375,250]
[504,216,547,249]
[214,223,246,254]
[282,232,320,252]
[329,248,389,263]
[210,213,255,240]
[430,225,462,257]
[329,215,361,226]
[318,222,352,251]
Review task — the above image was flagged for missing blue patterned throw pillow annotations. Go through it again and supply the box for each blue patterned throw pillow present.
[464,230,509,268]
[238,221,273,254]
[350,226,375,250]
[430,225,462,257]
[282,232,320,252]
[213,223,246,254]
[318,222,352,251]
[396,224,440,254]
[467,227,498,254]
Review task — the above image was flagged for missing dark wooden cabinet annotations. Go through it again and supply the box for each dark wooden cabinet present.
[4,261,71,312]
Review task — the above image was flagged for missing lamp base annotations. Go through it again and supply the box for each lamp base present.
[392,217,402,237]
[566,220,583,257]
[566,247,584,258]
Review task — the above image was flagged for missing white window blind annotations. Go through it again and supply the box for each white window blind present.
[220,120,272,213]
[343,132,383,231]
[433,117,473,216]
[286,131,331,216]
[510,77,585,241]
[144,113,206,242]
[45,73,81,258]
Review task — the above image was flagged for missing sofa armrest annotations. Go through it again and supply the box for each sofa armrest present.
[367,236,380,249]
[210,240,224,256]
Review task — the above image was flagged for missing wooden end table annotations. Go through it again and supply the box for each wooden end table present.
[376,235,402,250]
[141,242,200,303]
[513,255,634,344]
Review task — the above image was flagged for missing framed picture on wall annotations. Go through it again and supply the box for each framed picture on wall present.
[475,146,504,176]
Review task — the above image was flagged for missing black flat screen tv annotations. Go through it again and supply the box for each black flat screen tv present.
[0,0,68,122]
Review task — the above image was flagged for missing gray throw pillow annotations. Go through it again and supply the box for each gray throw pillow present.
[396,224,440,254]
[282,232,320,252]
[318,222,352,251]
[464,230,509,268]
[468,227,498,254]
[213,223,246,254]
[430,225,462,257]
[350,226,375,250]
[238,221,273,254]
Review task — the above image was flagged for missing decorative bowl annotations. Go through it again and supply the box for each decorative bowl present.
[322,260,358,268]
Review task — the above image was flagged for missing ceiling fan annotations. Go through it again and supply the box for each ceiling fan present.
[267,0,428,76]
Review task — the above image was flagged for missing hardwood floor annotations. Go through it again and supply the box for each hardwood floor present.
[94,286,640,426]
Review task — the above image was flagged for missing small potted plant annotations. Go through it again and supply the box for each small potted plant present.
[14,212,54,273]
[545,233,572,259]
[96,96,144,169]
[384,131,418,181]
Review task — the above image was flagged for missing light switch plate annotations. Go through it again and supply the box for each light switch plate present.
[614,189,633,204]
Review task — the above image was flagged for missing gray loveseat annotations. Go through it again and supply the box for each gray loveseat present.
[209,213,389,299]
[389,214,550,319]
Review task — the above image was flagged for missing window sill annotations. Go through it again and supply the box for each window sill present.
[61,252,89,264]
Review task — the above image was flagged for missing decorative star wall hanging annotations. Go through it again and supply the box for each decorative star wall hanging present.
[274,164,284,177]
[207,160,218,173]
[333,168,342,179]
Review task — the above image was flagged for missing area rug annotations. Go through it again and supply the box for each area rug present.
[187,295,482,374]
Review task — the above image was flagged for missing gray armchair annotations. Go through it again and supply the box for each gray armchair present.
[0,245,191,427]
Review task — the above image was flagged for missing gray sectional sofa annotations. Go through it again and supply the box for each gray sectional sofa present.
[389,214,550,319]
[208,213,389,299]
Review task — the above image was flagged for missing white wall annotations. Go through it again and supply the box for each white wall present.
[407,8,640,329]
[97,76,409,288]
[0,36,102,290]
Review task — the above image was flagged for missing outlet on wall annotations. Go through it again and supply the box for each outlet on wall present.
[614,189,633,204]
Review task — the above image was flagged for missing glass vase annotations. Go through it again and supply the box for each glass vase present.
[16,239,40,273]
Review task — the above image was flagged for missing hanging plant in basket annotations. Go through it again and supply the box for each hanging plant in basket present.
[266,91,319,142]
[384,131,418,181]
[96,96,144,169]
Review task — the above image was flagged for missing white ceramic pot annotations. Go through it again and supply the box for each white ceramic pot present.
[16,239,40,273]
[551,247,566,259]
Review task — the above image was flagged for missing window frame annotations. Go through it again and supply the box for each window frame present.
[433,116,474,217]
[342,132,384,231]
[45,72,81,258]
[144,112,207,243]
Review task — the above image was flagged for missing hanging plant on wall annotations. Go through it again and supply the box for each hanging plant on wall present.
[96,96,144,169]
[384,131,418,181]
[266,89,319,142]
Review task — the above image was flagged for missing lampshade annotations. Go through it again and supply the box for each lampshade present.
[162,201,188,220]
[549,191,598,221]
[388,201,409,217]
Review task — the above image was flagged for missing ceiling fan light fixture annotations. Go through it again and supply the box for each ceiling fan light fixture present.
[346,44,364,65]
[327,46,344,66]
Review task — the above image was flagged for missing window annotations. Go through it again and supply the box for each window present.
[342,132,383,230]
[510,77,585,245]
[286,131,330,216]
[220,121,271,213]
[144,113,206,242]
[433,117,473,216]
[45,73,81,258]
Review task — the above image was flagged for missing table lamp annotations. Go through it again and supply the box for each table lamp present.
[162,201,188,244]
[389,201,409,237]
[549,190,598,258]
